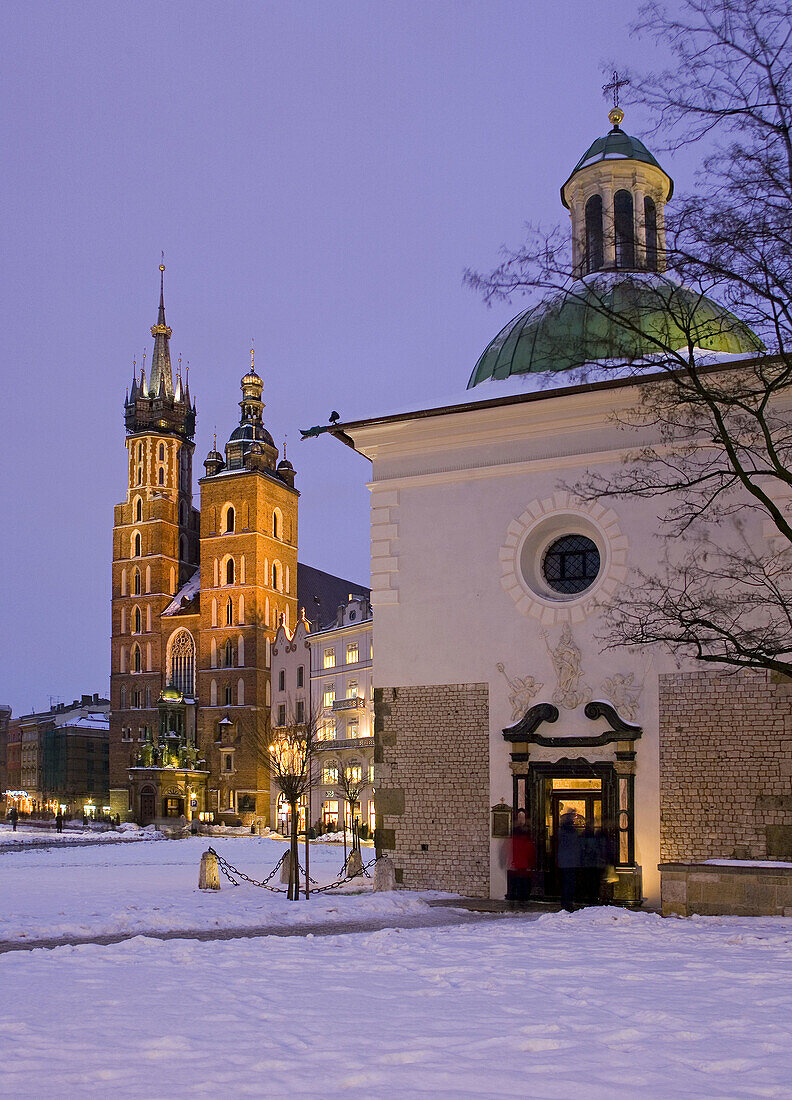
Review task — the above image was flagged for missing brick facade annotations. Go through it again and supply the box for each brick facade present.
[659,669,792,862]
[374,683,490,897]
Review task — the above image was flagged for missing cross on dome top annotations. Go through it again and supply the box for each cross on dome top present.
[602,69,630,128]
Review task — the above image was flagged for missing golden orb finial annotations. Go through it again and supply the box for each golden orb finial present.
[159,264,165,272]
[608,106,625,127]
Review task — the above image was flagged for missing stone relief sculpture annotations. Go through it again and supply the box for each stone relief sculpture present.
[600,672,641,722]
[496,662,543,721]
[542,624,591,710]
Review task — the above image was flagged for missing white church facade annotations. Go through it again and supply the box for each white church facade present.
[312,105,792,912]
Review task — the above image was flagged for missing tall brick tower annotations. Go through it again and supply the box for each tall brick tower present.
[198,349,298,819]
[109,267,199,818]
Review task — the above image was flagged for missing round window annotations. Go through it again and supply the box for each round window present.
[541,535,601,594]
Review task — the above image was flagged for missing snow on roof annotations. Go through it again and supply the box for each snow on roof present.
[162,571,201,616]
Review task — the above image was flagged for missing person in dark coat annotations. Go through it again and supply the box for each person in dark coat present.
[55,811,64,834]
[557,808,581,911]
[8,807,19,831]
[506,810,536,908]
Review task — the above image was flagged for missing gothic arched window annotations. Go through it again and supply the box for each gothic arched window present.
[133,606,141,634]
[159,443,165,461]
[135,497,142,522]
[226,558,234,585]
[614,190,635,268]
[132,645,141,673]
[225,506,235,533]
[585,194,604,273]
[133,570,140,596]
[273,509,282,539]
[272,562,280,591]
[226,597,233,626]
[225,640,234,668]
[644,196,658,271]
[169,630,195,696]
[158,467,165,486]
[133,532,141,558]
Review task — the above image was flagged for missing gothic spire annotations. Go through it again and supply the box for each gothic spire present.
[149,263,174,398]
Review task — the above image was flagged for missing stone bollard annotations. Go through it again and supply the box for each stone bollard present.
[374,855,397,892]
[346,848,364,878]
[280,849,292,884]
[199,850,221,890]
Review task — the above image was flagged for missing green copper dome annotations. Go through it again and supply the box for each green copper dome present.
[467,273,763,388]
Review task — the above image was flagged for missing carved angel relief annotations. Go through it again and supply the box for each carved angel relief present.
[542,624,591,710]
[600,672,641,722]
[496,662,543,721]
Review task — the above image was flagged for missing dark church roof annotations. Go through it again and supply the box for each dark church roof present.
[297,562,370,630]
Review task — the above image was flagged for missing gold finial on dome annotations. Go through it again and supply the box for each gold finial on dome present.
[608,106,625,127]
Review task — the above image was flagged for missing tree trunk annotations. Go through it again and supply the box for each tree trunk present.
[289,800,300,901]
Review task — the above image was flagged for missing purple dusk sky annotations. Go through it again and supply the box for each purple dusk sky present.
[1,1,693,715]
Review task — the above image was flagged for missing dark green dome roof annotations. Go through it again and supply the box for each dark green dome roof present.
[228,422,275,448]
[468,273,763,388]
[561,125,673,207]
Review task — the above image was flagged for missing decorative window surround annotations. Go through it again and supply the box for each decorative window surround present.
[499,491,628,625]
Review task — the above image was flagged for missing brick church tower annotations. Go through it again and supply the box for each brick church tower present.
[109,267,199,818]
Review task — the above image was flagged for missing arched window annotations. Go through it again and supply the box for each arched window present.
[132,531,141,558]
[168,629,195,696]
[133,570,141,596]
[137,443,143,462]
[238,634,245,665]
[145,566,151,593]
[211,598,218,628]
[121,569,127,597]
[614,190,635,268]
[211,638,217,668]
[159,443,165,461]
[644,196,658,271]
[120,607,126,634]
[272,562,280,591]
[146,605,151,632]
[225,639,234,668]
[225,505,235,533]
[133,606,141,634]
[585,194,604,273]
[210,679,218,707]
[226,558,235,585]
[120,646,127,673]
[237,678,245,706]
[273,509,282,539]
[132,645,141,673]
[146,643,152,670]
[238,594,245,624]
[158,467,165,486]
[226,597,233,626]
[134,497,142,522]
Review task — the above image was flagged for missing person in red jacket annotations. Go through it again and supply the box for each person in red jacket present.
[506,809,536,908]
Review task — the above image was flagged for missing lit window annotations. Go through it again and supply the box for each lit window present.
[322,765,338,785]
[323,685,335,708]
[347,716,359,738]
[346,680,358,699]
[346,643,359,664]
[368,764,374,782]
[346,765,362,783]
[323,649,336,669]
[323,800,339,828]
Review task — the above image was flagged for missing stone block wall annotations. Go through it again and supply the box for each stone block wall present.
[374,683,490,897]
[659,669,792,862]
[660,863,792,917]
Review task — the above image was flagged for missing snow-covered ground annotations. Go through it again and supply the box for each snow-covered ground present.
[0,822,159,846]
[1,907,791,1097]
[0,834,434,943]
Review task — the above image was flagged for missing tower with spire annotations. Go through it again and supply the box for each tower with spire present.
[110,267,202,815]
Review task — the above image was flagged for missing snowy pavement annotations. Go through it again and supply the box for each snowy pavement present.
[2,907,791,1097]
[0,834,452,944]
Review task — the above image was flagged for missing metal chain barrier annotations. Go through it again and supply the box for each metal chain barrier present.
[207,846,382,894]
